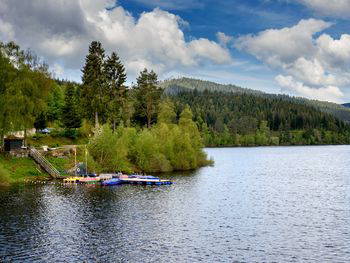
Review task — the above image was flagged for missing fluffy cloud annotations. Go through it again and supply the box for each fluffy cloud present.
[298,0,350,18]
[275,75,344,102]
[236,18,350,102]
[0,0,231,80]
[216,32,233,47]
[236,19,331,68]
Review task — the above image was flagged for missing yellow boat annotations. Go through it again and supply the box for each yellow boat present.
[63,177,82,183]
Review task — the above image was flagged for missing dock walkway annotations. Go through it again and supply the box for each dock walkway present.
[29,147,62,178]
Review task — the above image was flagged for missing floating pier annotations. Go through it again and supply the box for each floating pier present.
[119,178,172,185]
[63,174,173,186]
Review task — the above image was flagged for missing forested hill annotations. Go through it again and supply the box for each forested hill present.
[161,77,350,123]
[165,80,350,146]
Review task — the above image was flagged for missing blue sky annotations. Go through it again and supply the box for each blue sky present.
[1,0,350,102]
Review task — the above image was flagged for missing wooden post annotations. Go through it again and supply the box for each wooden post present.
[74,146,77,176]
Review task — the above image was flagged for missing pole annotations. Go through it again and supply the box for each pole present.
[85,145,88,176]
[74,146,77,176]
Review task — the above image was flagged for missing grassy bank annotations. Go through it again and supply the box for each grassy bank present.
[0,155,46,186]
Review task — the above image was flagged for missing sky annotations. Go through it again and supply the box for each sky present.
[1,0,350,103]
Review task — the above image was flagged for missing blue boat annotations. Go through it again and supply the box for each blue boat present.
[101,178,122,186]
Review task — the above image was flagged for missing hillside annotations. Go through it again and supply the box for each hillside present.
[164,78,350,146]
[161,77,350,123]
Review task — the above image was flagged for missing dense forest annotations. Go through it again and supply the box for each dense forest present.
[162,78,350,123]
[170,89,350,146]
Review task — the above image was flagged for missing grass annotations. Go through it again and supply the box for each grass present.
[46,156,72,175]
[0,154,47,185]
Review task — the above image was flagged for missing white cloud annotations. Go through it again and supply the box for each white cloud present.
[0,0,231,80]
[216,32,233,47]
[275,75,344,103]
[189,38,232,64]
[316,34,350,70]
[236,19,332,68]
[236,18,350,101]
[299,0,350,18]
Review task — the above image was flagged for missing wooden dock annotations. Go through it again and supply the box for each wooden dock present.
[120,178,172,185]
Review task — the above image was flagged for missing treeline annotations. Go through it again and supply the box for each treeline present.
[1,39,350,155]
[162,77,350,123]
[170,90,350,146]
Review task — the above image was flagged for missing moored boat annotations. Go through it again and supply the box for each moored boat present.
[63,177,82,183]
[101,178,122,186]
[77,177,101,184]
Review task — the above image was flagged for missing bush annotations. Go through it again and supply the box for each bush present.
[87,104,211,173]
[62,129,79,139]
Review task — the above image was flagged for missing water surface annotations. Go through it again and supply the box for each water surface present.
[1,146,350,262]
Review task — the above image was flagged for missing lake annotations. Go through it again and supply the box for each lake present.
[1,146,350,262]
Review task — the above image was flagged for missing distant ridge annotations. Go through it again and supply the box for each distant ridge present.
[161,77,350,123]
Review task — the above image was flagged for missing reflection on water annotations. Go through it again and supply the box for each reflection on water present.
[1,146,350,262]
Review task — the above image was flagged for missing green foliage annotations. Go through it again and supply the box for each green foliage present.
[81,41,106,127]
[88,125,134,173]
[104,52,128,130]
[133,69,163,128]
[46,83,64,123]
[87,105,210,173]
[158,99,176,124]
[171,89,350,146]
[61,84,82,129]
[0,41,53,145]
[162,77,350,123]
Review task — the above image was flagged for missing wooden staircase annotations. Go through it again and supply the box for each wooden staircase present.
[29,147,61,178]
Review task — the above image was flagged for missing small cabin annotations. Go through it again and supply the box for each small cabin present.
[4,138,24,152]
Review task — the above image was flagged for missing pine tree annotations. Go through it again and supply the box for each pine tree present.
[81,41,106,128]
[134,69,163,128]
[61,84,82,129]
[104,52,127,131]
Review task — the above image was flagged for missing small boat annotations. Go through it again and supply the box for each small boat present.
[101,178,122,186]
[99,174,114,181]
[63,177,82,183]
[77,177,101,184]
[120,177,172,185]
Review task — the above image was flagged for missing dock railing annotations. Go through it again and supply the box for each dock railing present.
[29,147,61,178]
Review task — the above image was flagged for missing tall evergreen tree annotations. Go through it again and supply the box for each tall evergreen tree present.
[104,52,127,131]
[81,41,106,128]
[61,84,82,129]
[134,69,163,128]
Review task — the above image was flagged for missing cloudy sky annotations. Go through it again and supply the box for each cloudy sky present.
[1,0,350,103]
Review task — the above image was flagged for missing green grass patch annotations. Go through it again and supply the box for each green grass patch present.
[0,154,46,185]
[46,156,71,175]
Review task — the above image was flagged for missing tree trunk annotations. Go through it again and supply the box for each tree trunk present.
[0,132,4,152]
[147,115,151,128]
[95,111,99,129]
[112,120,116,133]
